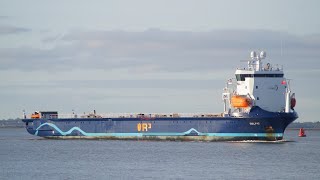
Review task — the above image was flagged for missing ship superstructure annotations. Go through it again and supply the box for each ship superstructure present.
[22,51,298,141]
[223,51,296,115]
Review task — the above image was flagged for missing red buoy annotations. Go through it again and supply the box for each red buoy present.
[298,128,306,137]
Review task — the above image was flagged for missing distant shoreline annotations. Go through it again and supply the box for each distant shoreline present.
[0,119,25,128]
[287,128,320,130]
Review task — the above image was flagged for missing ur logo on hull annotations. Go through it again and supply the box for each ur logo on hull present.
[137,123,152,132]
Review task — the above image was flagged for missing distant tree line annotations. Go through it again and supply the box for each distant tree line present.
[0,119,25,128]
[287,121,320,129]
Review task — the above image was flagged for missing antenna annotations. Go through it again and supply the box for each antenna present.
[260,51,266,59]
[281,40,283,57]
[22,110,26,119]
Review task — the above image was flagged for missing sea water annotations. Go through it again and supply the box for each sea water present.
[0,128,319,180]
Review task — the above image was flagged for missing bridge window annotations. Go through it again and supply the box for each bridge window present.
[235,74,241,81]
[236,74,284,81]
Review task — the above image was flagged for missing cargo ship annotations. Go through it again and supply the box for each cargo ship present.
[22,51,298,141]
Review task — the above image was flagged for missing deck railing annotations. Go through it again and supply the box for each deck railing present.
[25,112,223,119]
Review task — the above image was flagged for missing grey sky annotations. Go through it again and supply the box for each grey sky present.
[1,0,319,35]
[0,0,319,121]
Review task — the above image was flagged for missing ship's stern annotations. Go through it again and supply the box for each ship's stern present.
[22,119,37,135]
[22,119,56,137]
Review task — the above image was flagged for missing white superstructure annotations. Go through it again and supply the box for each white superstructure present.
[223,51,295,115]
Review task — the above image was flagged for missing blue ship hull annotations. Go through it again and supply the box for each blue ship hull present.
[22,107,298,141]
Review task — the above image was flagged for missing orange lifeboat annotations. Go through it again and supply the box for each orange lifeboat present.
[231,95,251,108]
[31,112,40,119]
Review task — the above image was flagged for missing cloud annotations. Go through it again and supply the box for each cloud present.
[62,29,320,50]
[0,16,9,19]
[0,25,31,35]
[1,29,320,73]
[0,79,220,90]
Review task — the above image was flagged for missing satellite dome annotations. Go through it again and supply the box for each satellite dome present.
[250,51,256,59]
[260,51,266,59]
